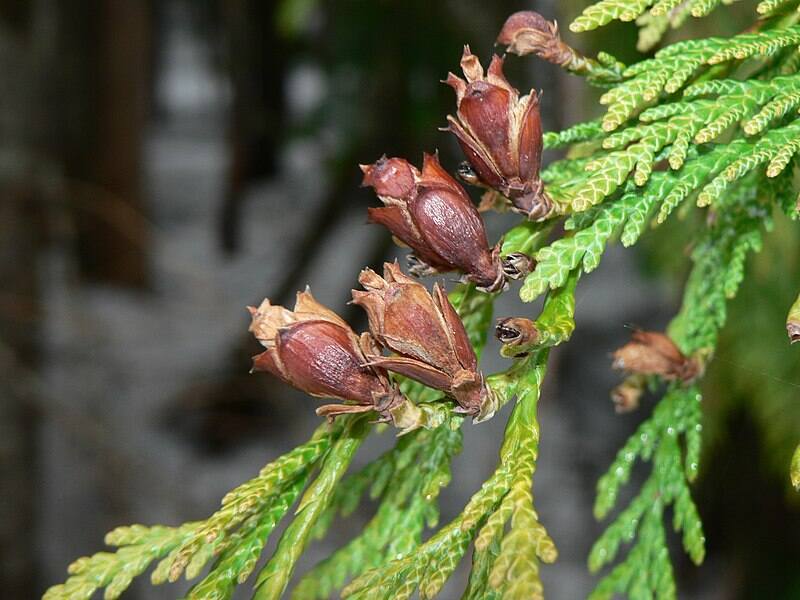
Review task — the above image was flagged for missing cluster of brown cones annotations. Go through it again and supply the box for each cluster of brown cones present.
[246,11,702,426]
[245,12,564,425]
[248,263,496,426]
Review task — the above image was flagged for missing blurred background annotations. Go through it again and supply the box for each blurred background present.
[2,0,800,598]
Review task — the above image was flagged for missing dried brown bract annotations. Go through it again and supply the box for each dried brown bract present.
[362,153,531,292]
[445,46,551,221]
[248,290,405,421]
[352,262,497,420]
[612,330,699,383]
[610,375,646,414]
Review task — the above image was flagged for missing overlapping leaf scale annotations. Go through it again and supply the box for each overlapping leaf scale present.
[291,425,461,600]
[474,357,554,599]
[158,434,330,584]
[651,0,686,15]
[570,0,737,33]
[523,169,678,302]
[708,26,800,64]
[597,27,800,131]
[589,390,706,600]
[43,525,198,600]
[658,142,743,222]
[342,346,555,599]
[757,0,800,16]
[187,476,311,600]
[690,0,726,18]
[697,118,800,206]
[745,89,800,134]
[543,119,606,149]
[570,0,656,33]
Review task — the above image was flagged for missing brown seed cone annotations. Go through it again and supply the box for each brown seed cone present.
[352,262,496,419]
[444,46,551,221]
[497,11,579,68]
[362,153,507,292]
[248,290,404,421]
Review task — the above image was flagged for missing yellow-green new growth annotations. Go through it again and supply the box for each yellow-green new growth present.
[571,0,744,34]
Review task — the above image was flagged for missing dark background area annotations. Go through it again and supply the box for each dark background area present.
[2,1,799,598]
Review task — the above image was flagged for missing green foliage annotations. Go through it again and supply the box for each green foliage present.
[338,278,576,599]
[526,10,800,305]
[588,389,705,599]
[47,3,800,599]
[291,421,463,599]
[514,3,800,596]
[635,5,694,53]
[601,28,800,132]
[340,349,556,600]
[759,0,800,16]
[43,274,548,600]
[570,0,741,34]
[680,211,800,491]
[253,419,370,600]
[43,524,197,600]
[521,190,654,300]
[577,182,768,597]
[44,429,338,600]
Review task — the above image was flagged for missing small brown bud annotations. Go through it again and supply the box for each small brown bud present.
[612,330,699,383]
[788,322,800,344]
[497,11,577,67]
[788,320,800,344]
[788,291,800,343]
[362,153,506,292]
[248,290,404,421]
[352,262,496,419]
[610,375,646,414]
[445,47,551,221]
[495,317,539,357]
